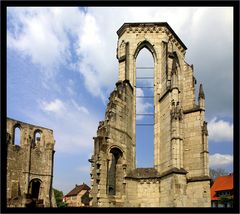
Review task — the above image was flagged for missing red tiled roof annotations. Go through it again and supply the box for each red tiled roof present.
[64,183,90,197]
[211,174,233,201]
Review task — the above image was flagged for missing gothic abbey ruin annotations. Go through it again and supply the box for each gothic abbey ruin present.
[6,118,56,207]
[89,23,211,207]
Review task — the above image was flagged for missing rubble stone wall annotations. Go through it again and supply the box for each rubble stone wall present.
[6,118,55,207]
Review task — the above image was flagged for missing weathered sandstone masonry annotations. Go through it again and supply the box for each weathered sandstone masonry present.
[90,22,211,207]
[6,118,56,207]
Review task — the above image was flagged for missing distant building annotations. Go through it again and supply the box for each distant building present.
[211,173,233,208]
[63,183,90,207]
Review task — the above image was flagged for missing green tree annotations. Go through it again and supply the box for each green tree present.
[53,188,68,208]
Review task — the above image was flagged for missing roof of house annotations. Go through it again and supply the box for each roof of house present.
[211,174,233,201]
[64,183,90,197]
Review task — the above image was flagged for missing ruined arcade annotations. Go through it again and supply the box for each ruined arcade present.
[89,23,211,207]
[6,118,56,207]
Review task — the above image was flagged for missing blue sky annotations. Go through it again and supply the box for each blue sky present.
[7,7,233,194]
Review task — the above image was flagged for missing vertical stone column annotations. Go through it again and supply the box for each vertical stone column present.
[154,42,164,170]
[170,100,183,169]
[125,42,130,80]
[25,134,32,195]
[170,59,184,169]
[202,121,209,176]
[179,120,184,168]
[198,84,209,176]
[117,40,127,81]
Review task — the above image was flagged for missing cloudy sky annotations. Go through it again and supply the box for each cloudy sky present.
[7,7,233,194]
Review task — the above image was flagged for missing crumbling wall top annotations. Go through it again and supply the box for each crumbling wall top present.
[7,117,53,132]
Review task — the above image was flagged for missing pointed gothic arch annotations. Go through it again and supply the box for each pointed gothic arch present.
[134,40,157,62]
[135,47,154,167]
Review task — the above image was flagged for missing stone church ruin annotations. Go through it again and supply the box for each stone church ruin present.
[6,118,56,207]
[89,23,211,207]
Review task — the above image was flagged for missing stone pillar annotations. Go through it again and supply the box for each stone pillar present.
[170,100,183,169]
[202,121,209,176]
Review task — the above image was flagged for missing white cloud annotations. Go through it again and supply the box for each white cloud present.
[7,7,233,110]
[75,12,118,100]
[36,98,97,153]
[78,7,195,99]
[7,6,233,149]
[209,153,233,168]
[78,62,106,101]
[7,7,83,78]
[208,117,233,142]
[40,99,66,116]
[136,88,152,121]
[71,99,89,115]
[7,7,118,101]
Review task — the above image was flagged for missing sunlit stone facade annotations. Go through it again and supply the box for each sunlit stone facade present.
[89,23,211,207]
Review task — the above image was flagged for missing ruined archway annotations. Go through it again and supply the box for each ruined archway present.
[107,147,123,195]
[34,130,42,143]
[33,129,42,147]
[29,179,41,200]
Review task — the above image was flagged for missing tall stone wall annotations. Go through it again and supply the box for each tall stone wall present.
[89,80,134,207]
[186,180,211,207]
[125,169,161,207]
[6,118,56,207]
[90,22,211,207]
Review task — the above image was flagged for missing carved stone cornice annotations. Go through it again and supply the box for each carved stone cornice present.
[117,22,187,53]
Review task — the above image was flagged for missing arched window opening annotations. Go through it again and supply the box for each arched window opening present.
[34,131,41,144]
[107,148,122,195]
[13,126,21,146]
[29,179,41,200]
[136,47,154,168]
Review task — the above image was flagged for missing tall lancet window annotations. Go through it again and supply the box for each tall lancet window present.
[136,47,154,167]
[108,148,122,195]
[13,125,21,146]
